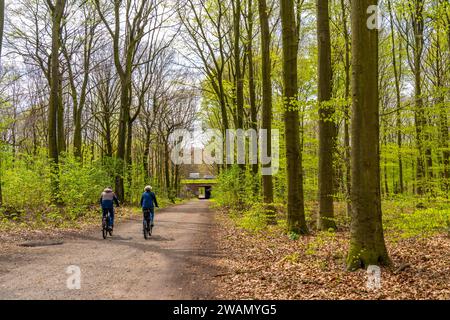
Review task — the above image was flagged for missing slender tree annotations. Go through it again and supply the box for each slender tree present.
[0,0,3,207]
[347,0,390,270]
[388,0,404,193]
[317,0,336,231]
[95,0,154,201]
[246,0,258,178]
[0,0,4,58]
[46,0,66,203]
[233,0,245,176]
[280,0,308,234]
[340,0,352,214]
[410,0,428,194]
[258,0,274,221]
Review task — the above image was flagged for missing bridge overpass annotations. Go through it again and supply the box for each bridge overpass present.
[181,178,217,199]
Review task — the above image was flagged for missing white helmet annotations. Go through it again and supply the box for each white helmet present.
[144,185,152,192]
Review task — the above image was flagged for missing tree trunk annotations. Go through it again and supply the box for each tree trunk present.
[234,0,245,174]
[280,0,308,235]
[57,70,66,154]
[247,0,258,178]
[317,0,336,231]
[125,119,133,201]
[347,0,390,270]
[47,0,66,203]
[384,128,389,195]
[0,0,2,205]
[164,140,171,197]
[258,0,274,222]
[115,78,130,201]
[442,8,450,193]
[0,150,3,207]
[340,0,352,215]
[0,0,4,58]
[412,0,427,194]
[143,129,151,179]
[388,0,404,194]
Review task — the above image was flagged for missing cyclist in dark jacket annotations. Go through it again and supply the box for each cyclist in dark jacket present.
[140,186,158,227]
[100,187,120,230]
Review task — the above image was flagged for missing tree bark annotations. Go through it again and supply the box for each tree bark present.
[0,0,3,204]
[280,0,308,234]
[442,5,450,193]
[387,0,404,194]
[47,0,66,203]
[347,0,390,270]
[233,0,245,175]
[57,69,66,154]
[340,0,352,215]
[412,0,427,194]
[258,0,274,222]
[0,0,4,58]
[317,0,336,231]
[247,0,258,178]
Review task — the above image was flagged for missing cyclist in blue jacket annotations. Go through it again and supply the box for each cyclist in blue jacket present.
[140,186,159,227]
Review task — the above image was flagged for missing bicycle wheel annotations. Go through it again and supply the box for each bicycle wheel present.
[102,218,107,239]
[143,220,148,240]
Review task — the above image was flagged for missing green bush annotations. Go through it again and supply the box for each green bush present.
[237,202,269,232]
[2,153,51,209]
[59,154,113,219]
[214,165,257,209]
[389,207,450,238]
[1,151,114,221]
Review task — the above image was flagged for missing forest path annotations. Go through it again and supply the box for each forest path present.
[0,200,219,300]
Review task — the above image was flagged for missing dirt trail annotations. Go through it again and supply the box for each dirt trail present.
[0,200,220,300]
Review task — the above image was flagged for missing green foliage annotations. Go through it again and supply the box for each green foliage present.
[214,165,257,209]
[288,232,299,241]
[2,151,51,209]
[282,252,300,264]
[0,149,113,222]
[237,202,269,232]
[305,230,336,255]
[385,201,450,239]
[59,154,113,219]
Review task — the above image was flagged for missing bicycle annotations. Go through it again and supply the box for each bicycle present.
[102,212,113,239]
[143,209,154,240]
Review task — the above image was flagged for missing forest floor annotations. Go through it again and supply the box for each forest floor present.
[1,199,448,300]
[0,200,220,299]
[212,202,450,300]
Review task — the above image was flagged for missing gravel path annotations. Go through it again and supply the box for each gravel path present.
[0,200,219,300]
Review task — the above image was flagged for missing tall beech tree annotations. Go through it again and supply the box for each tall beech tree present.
[95,0,154,201]
[316,0,336,231]
[280,0,308,235]
[387,0,404,194]
[340,0,352,214]
[246,0,258,178]
[412,0,429,194]
[347,0,390,270]
[258,0,274,220]
[46,0,66,203]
